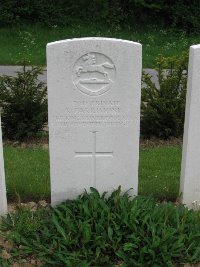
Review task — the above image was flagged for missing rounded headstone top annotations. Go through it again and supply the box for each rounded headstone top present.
[47,37,142,48]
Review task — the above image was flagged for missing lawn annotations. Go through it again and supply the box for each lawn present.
[5,144,200,267]
[3,144,182,202]
[0,24,199,67]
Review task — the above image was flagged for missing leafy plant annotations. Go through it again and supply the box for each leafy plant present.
[0,67,47,141]
[141,52,188,139]
[2,208,47,238]
[2,188,200,266]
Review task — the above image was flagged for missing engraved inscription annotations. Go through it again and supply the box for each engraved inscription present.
[75,131,113,187]
[73,53,116,96]
[54,100,132,127]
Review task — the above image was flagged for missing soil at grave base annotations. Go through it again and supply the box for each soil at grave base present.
[140,137,183,148]
[7,200,50,213]
[0,201,48,266]
[3,137,183,149]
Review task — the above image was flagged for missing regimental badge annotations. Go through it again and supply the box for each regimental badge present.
[73,53,116,96]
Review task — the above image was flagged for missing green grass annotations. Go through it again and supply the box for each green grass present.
[3,145,182,202]
[0,24,200,67]
[139,146,182,200]
[4,146,50,202]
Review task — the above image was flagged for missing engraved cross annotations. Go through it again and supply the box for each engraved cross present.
[75,131,113,187]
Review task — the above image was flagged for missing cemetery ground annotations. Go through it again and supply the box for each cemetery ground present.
[2,142,200,266]
[0,24,199,67]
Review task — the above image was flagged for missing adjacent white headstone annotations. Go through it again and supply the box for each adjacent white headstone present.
[47,38,142,206]
[0,115,7,216]
[180,44,200,207]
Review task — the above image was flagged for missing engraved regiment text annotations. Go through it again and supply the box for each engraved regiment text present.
[54,100,132,127]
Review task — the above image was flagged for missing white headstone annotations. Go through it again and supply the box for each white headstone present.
[47,38,142,206]
[0,115,7,216]
[180,44,200,207]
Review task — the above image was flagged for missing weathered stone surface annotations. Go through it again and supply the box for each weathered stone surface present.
[0,115,7,215]
[180,44,200,207]
[47,38,142,206]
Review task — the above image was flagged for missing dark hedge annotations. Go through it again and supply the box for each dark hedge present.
[0,0,199,32]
